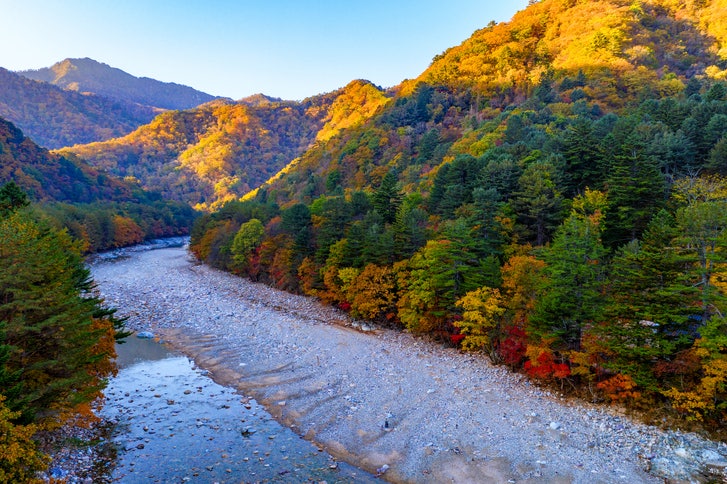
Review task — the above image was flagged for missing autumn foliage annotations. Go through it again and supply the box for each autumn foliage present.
[0,185,126,476]
[183,0,727,432]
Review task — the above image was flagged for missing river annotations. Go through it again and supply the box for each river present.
[101,334,376,482]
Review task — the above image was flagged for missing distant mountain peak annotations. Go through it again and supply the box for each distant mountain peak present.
[238,93,284,106]
[18,58,218,111]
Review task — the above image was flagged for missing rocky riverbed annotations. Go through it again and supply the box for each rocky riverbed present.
[87,244,727,483]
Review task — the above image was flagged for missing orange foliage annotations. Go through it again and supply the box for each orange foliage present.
[112,215,144,247]
[597,374,641,402]
[347,264,397,322]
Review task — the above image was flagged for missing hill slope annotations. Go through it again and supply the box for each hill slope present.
[0,116,134,203]
[18,58,218,110]
[0,116,196,251]
[253,0,727,204]
[0,68,156,149]
[190,0,727,438]
[62,80,390,209]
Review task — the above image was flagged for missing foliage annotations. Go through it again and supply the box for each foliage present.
[0,396,47,484]
[63,81,388,210]
[0,204,124,423]
[346,264,398,322]
[455,286,505,355]
[231,218,265,270]
[187,0,727,430]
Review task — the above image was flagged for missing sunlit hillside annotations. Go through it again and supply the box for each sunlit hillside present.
[62,81,388,210]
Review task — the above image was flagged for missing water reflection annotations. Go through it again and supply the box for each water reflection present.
[102,335,375,483]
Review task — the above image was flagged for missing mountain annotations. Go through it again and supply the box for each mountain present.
[61,80,389,209]
[189,0,727,432]
[18,58,218,111]
[254,0,727,205]
[0,68,157,149]
[0,115,134,203]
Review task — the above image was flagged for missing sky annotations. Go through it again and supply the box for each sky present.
[0,1,530,101]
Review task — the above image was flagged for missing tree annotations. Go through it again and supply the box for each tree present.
[346,264,398,322]
[372,170,402,224]
[455,287,506,357]
[397,219,491,336]
[530,190,608,352]
[0,181,29,217]
[0,209,122,423]
[603,129,665,247]
[511,162,564,246]
[231,218,265,270]
[0,396,48,483]
[561,118,605,196]
[282,203,314,261]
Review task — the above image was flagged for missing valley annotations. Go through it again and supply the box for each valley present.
[4,1,727,481]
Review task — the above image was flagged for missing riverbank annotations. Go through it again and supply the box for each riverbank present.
[90,245,727,483]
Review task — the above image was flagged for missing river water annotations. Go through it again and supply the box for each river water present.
[101,334,376,483]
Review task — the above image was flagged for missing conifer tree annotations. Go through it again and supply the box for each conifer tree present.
[530,190,608,352]
[0,207,123,423]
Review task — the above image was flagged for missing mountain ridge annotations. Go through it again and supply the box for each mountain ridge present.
[0,67,158,149]
[60,80,389,210]
[18,57,218,110]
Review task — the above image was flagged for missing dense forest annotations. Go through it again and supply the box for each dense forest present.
[61,80,389,210]
[0,183,127,481]
[0,116,197,252]
[191,0,727,432]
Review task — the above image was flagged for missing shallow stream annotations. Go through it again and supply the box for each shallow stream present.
[101,335,376,482]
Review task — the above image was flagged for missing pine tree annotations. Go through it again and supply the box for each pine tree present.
[0,209,122,423]
[372,170,402,224]
[530,190,608,352]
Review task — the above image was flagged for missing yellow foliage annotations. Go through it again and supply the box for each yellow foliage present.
[346,264,397,321]
[316,80,390,142]
[0,396,48,483]
[455,287,506,353]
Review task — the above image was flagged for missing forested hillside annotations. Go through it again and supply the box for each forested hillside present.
[0,68,156,149]
[0,185,126,480]
[18,58,217,110]
[192,0,727,433]
[62,80,389,209]
[0,117,196,252]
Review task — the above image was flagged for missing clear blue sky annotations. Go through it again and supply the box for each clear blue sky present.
[0,1,530,100]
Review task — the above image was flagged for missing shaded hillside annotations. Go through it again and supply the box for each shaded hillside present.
[0,116,196,251]
[0,116,134,203]
[0,68,156,149]
[193,0,727,432]
[62,80,389,209]
[18,58,217,110]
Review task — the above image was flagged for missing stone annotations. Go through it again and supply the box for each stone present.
[136,331,154,339]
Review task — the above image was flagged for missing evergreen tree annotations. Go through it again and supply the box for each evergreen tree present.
[0,181,30,217]
[511,162,564,246]
[603,131,665,247]
[561,118,605,196]
[372,170,403,224]
[530,190,608,352]
[0,209,122,423]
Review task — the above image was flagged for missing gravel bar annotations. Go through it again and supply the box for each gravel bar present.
[90,244,727,483]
